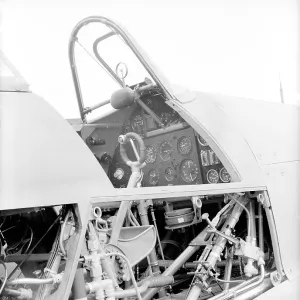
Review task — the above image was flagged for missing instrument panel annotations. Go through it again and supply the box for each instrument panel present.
[196,134,231,184]
[108,94,231,188]
[142,127,202,187]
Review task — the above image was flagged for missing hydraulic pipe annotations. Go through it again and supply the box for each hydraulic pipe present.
[209,265,266,300]
[231,277,272,300]
[258,203,264,254]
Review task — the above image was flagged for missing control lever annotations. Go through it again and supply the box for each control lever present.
[202,213,240,246]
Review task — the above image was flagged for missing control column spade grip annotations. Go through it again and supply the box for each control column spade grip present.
[119,132,146,167]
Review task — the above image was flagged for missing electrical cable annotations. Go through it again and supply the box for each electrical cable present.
[7,215,60,280]
[23,226,33,254]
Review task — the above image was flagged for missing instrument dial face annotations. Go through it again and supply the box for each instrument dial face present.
[178,136,192,155]
[197,135,208,146]
[219,167,231,183]
[159,141,173,161]
[145,145,157,164]
[148,169,160,186]
[165,167,176,182]
[131,113,144,132]
[179,159,199,183]
[207,169,219,184]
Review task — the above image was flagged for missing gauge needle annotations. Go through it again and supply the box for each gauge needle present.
[190,174,193,180]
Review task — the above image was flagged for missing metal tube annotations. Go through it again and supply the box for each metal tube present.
[72,268,87,300]
[223,247,234,290]
[3,288,22,297]
[114,276,174,298]
[249,201,257,242]
[149,205,166,270]
[136,98,164,127]
[68,16,174,121]
[231,277,272,300]
[83,99,111,115]
[142,241,201,300]
[146,123,186,138]
[158,259,241,269]
[186,284,202,300]
[186,197,249,300]
[114,283,148,298]
[209,265,266,300]
[227,194,251,238]
[59,211,71,257]
[0,260,7,294]
[258,203,264,254]
[7,277,54,285]
[137,200,161,276]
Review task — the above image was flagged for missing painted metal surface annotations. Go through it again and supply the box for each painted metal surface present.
[0,92,114,210]
[170,91,300,282]
[255,278,300,300]
[0,51,29,92]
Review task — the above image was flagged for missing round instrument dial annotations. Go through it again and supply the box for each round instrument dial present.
[179,159,199,183]
[131,113,144,132]
[159,141,173,161]
[178,136,192,155]
[145,145,157,164]
[207,169,219,184]
[165,167,176,182]
[197,135,208,147]
[148,169,160,186]
[219,167,231,183]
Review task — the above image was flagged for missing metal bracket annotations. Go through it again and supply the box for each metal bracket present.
[270,270,283,286]
[257,192,271,208]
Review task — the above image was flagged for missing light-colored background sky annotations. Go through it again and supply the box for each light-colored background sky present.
[1,0,299,118]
